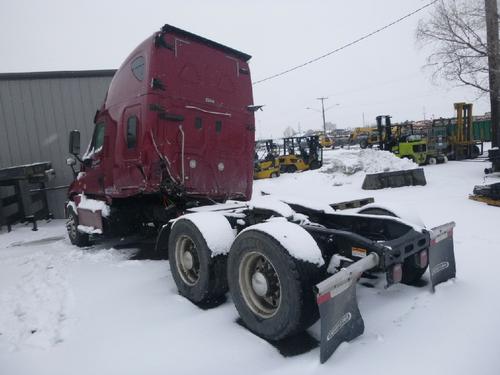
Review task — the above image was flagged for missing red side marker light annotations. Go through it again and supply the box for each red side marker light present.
[419,249,428,268]
[393,264,403,284]
[317,293,331,305]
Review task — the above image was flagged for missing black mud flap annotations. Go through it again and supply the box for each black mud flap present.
[362,168,426,190]
[429,222,456,291]
[315,253,379,363]
[317,280,364,363]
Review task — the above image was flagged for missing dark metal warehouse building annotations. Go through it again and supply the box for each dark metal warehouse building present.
[0,70,116,219]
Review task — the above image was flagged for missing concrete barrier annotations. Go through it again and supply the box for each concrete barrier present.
[362,168,426,190]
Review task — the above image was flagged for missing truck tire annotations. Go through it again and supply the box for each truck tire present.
[227,230,318,341]
[168,219,228,306]
[471,145,480,158]
[357,207,427,285]
[66,207,90,247]
[359,139,368,149]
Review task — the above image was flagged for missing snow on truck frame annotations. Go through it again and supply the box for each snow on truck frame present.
[65,25,457,363]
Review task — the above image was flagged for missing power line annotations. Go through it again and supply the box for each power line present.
[252,0,438,85]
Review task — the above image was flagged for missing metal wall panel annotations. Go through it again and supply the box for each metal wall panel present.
[0,71,115,218]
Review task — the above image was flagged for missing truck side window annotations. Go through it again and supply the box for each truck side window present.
[195,117,202,129]
[127,116,138,149]
[131,56,145,81]
[215,120,222,133]
[91,122,106,151]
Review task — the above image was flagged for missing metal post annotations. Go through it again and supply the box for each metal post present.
[317,97,328,136]
[485,0,500,147]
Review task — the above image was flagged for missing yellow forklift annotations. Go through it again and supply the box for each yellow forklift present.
[447,102,482,160]
[279,136,323,173]
[254,140,280,179]
[349,127,380,148]
[319,134,334,148]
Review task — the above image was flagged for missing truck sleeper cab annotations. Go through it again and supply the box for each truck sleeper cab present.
[67,24,255,240]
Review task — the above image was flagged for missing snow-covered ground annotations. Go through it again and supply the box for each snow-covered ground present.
[1,148,499,375]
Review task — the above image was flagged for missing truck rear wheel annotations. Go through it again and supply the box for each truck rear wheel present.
[357,207,428,285]
[66,207,90,247]
[227,230,318,341]
[168,219,228,306]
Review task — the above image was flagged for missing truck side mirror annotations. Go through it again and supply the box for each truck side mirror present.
[69,130,81,155]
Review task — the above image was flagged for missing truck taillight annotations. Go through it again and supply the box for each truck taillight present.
[392,264,403,284]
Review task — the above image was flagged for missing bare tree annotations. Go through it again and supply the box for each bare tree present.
[416,0,490,93]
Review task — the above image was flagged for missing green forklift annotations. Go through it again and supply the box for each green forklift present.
[376,115,427,165]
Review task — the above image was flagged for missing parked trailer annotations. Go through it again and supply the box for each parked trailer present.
[65,25,457,363]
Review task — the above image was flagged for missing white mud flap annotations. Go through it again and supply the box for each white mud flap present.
[315,253,379,363]
[429,222,456,291]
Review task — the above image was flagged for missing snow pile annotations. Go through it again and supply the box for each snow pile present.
[322,149,418,175]
[175,212,236,256]
[77,194,110,217]
[242,218,324,266]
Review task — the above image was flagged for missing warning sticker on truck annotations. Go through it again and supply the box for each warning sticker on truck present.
[351,247,367,258]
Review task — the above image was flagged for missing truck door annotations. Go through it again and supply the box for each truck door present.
[82,117,116,196]
[113,105,145,193]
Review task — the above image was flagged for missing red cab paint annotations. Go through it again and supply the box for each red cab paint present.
[69,25,255,207]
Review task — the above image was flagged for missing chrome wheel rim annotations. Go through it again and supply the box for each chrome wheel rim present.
[239,251,281,318]
[175,235,200,286]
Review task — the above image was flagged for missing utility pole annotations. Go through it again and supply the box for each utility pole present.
[317,97,328,135]
[485,0,500,147]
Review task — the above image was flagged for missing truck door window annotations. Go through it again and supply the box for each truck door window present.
[131,56,145,81]
[215,120,222,133]
[91,122,106,152]
[127,116,138,148]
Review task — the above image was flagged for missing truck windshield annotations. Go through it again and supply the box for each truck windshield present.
[91,122,106,151]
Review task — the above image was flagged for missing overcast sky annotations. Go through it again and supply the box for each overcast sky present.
[0,0,490,138]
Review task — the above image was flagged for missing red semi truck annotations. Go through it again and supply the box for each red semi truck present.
[66,25,457,363]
